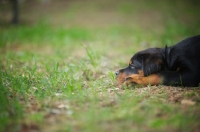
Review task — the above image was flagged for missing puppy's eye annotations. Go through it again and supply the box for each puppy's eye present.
[129,64,135,69]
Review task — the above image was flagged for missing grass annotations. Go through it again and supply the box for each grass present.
[0,0,200,131]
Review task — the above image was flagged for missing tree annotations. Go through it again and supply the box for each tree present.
[11,0,19,24]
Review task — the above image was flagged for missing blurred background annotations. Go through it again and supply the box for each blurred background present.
[1,0,199,44]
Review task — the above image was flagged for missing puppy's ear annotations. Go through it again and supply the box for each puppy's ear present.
[164,45,170,69]
[141,52,164,76]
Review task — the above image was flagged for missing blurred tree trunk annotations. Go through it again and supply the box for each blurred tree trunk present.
[11,0,19,24]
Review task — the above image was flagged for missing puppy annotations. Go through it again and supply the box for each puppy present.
[116,35,200,87]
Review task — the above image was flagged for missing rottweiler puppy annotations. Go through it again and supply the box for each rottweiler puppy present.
[116,35,200,87]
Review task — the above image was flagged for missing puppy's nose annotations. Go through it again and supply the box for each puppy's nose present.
[115,71,120,76]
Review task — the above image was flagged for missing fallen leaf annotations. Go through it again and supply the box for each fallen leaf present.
[181,99,196,106]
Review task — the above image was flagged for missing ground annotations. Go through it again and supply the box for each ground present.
[0,0,200,132]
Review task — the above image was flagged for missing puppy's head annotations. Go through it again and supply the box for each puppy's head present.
[116,48,164,85]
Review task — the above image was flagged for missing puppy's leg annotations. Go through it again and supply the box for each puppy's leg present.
[158,71,198,87]
[125,74,161,86]
[125,71,198,86]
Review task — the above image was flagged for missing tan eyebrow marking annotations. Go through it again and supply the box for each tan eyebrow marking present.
[129,60,132,65]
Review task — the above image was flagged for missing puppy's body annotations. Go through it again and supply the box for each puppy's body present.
[116,35,200,87]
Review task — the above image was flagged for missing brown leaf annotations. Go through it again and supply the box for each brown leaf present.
[20,123,40,132]
[181,99,196,106]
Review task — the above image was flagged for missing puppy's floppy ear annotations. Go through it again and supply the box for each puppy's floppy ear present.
[164,45,170,69]
[141,52,164,76]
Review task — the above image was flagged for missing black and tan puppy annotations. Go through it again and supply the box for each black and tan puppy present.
[116,35,200,87]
